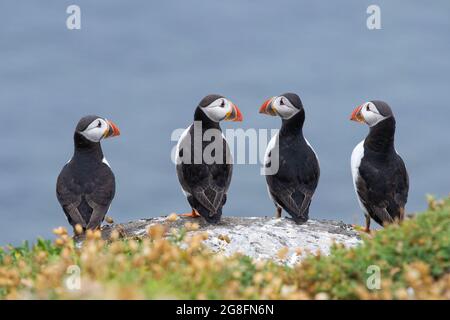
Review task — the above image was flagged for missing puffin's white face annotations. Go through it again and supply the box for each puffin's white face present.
[351,101,389,127]
[360,102,389,127]
[259,96,300,120]
[201,98,242,122]
[79,118,110,142]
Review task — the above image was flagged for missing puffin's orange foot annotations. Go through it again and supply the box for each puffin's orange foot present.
[352,224,373,235]
[178,210,201,218]
[352,224,367,232]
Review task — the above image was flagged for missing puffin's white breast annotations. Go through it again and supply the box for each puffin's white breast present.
[175,125,192,197]
[264,132,279,166]
[263,132,280,205]
[351,140,367,214]
[102,157,111,168]
[175,125,191,165]
[351,140,364,182]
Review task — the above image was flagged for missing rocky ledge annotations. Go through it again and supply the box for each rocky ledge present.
[81,216,361,266]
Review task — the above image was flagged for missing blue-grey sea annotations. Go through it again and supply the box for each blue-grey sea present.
[0,1,449,245]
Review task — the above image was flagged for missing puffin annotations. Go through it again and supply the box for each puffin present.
[259,93,320,223]
[56,115,120,232]
[175,94,243,223]
[350,100,409,232]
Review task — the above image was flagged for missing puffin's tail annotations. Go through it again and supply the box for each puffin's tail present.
[288,203,310,224]
[196,204,222,224]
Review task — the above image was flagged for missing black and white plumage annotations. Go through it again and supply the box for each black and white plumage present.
[350,100,409,232]
[175,94,242,223]
[56,115,120,231]
[259,93,320,223]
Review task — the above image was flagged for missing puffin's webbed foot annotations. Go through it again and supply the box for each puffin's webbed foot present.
[178,209,201,218]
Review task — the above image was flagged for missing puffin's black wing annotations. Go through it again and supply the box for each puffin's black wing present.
[176,130,232,221]
[266,144,320,222]
[84,166,116,229]
[187,161,232,213]
[56,163,115,229]
[56,168,86,227]
[356,154,408,225]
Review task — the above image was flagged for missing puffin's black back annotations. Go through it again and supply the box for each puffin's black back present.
[56,116,116,230]
[176,95,233,223]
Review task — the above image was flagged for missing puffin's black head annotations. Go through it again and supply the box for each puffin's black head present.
[75,115,120,143]
[196,94,243,123]
[259,92,304,120]
[350,100,394,127]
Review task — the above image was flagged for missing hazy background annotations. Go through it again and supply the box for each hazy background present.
[0,1,449,245]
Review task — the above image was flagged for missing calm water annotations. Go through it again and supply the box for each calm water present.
[0,1,449,245]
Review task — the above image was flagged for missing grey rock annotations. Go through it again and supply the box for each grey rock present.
[77,216,362,266]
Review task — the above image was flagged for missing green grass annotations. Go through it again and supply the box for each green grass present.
[293,195,450,299]
[0,196,449,299]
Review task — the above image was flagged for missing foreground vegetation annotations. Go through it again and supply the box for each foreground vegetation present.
[0,196,449,299]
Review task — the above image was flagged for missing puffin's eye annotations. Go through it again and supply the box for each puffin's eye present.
[366,105,370,111]
[280,98,284,105]
[97,121,102,128]
[220,100,225,108]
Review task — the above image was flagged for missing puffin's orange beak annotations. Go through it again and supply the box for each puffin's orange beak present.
[104,120,121,138]
[224,103,243,122]
[350,105,365,123]
[259,97,277,116]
